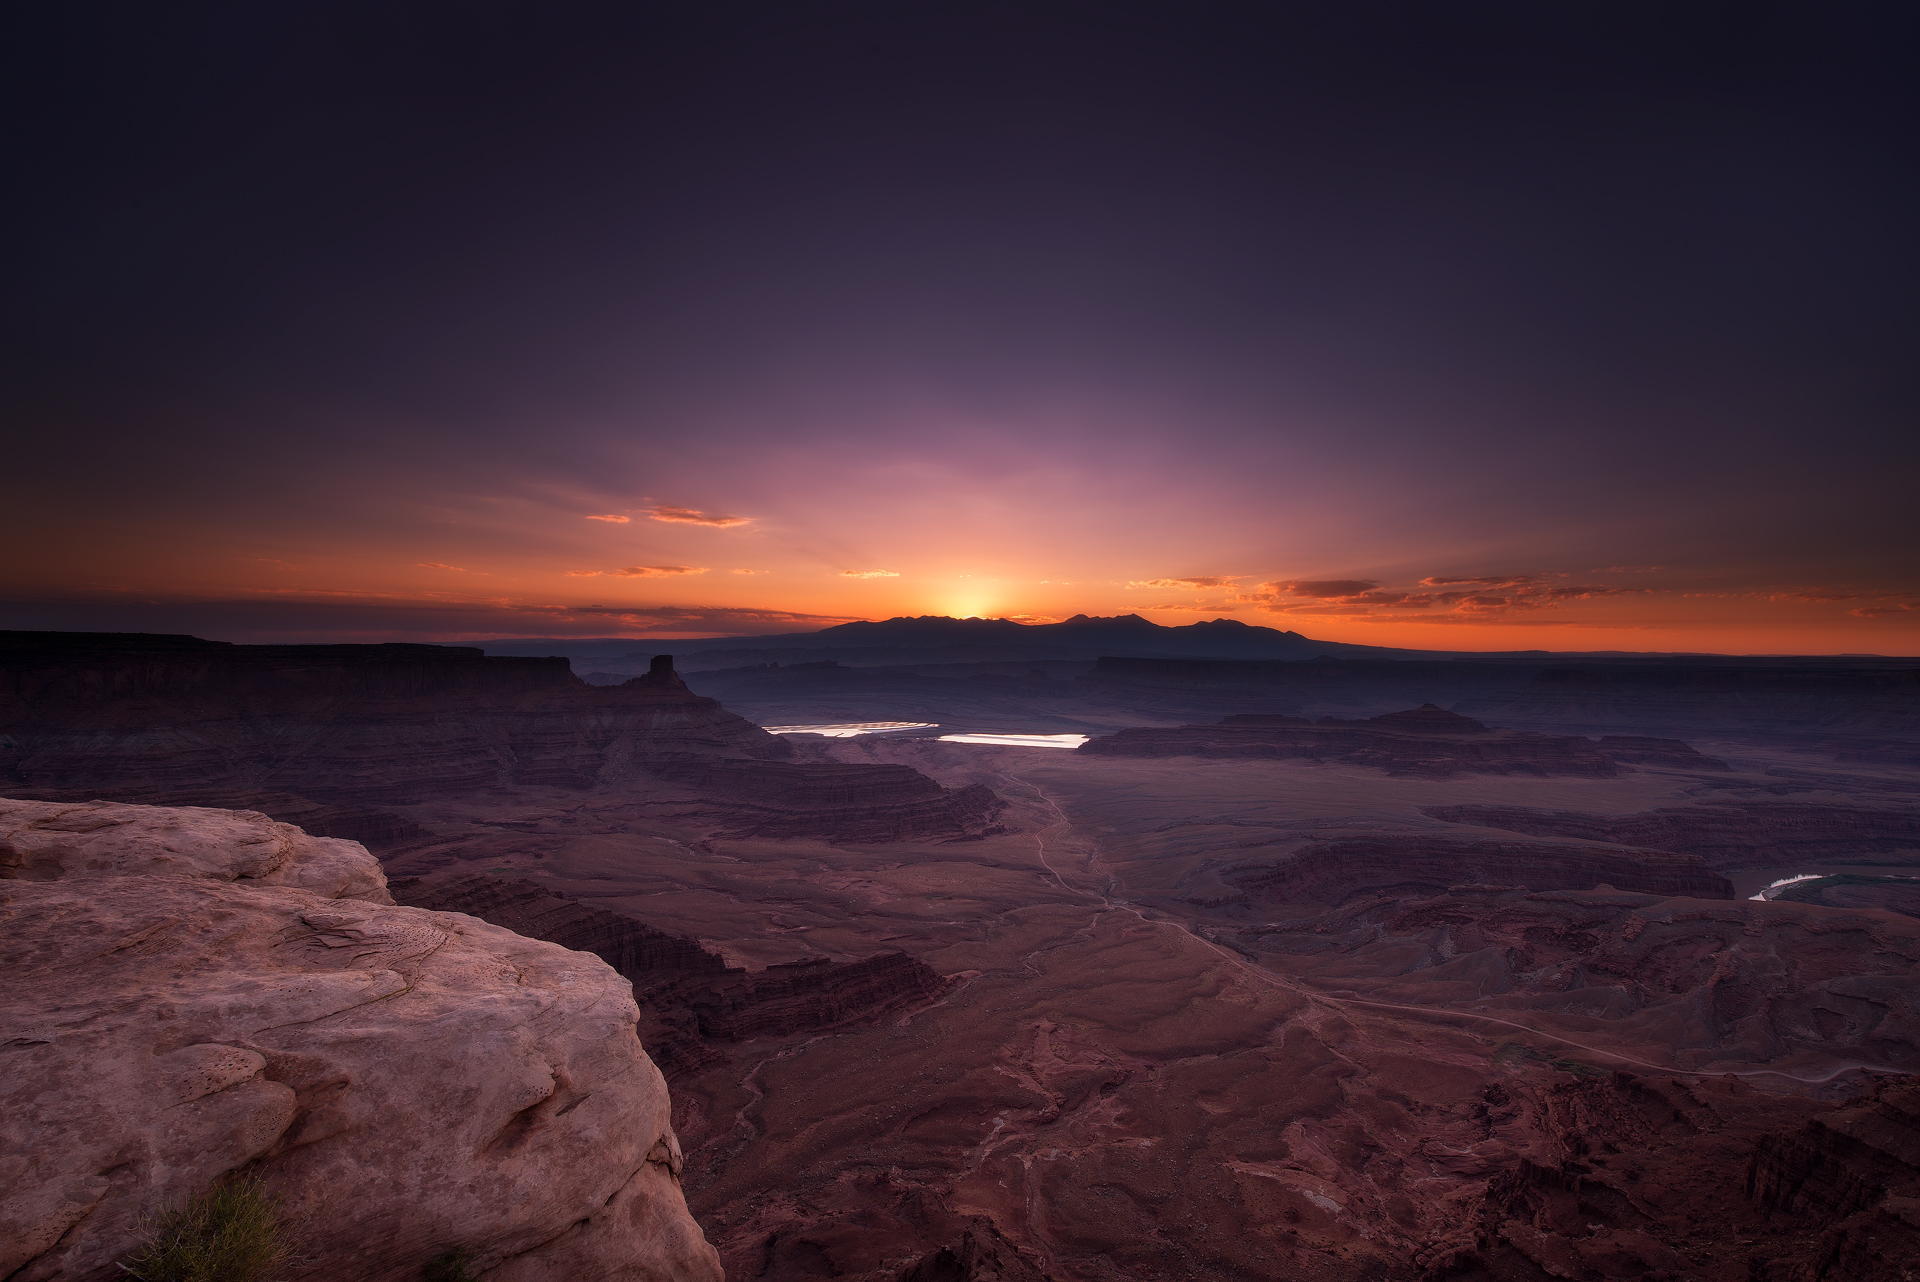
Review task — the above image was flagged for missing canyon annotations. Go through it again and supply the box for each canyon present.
[0,632,1001,844]
[1078,704,1728,777]
[5,630,1920,1280]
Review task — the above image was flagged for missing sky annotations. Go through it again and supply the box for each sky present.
[6,1,1916,653]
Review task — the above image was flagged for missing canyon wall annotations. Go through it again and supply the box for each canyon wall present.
[1083,655,1920,758]
[394,872,950,1078]
[0,798,721,1282]
[0,632,784,800]
[1231,835,1733,904]
[1079,705,1720,777]
[0,631,1001,843]
[650,758,1004,840]
[1427,802,1920,869]
[1745,1078,1920,1281]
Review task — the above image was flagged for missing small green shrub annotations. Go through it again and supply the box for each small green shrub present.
[119,1175,290,1282]
[424,1247,480,1281]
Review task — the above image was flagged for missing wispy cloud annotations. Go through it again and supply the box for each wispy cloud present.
[840,569,900,578]
[1418,574,1539,589]
[647,505,752,528]
[1126,575,1241,590]
[583,514,631,524]
[566,565,709,578]
[416,561,469,572]
[1272,579,1380,598]
[1244,571,1649,621]
[0,590,860,642]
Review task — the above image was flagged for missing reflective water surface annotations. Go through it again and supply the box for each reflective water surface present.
[936,732,1089,749]
[763,722,937,738]
[1744,867,1920,901]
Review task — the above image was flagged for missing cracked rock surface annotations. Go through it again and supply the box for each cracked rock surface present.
[0,797,721,1281]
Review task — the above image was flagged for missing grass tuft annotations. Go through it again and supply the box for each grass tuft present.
[424,1247,480,1281]
[119,1175,291,1282]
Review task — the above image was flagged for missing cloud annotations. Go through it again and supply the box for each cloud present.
[1771,589,1901,603]
[566,565,708,578]
[0,590,859,642]
[416,561,469,572]
[1241,572,1650,621]
[1272,579,1380,598]
[1852,602,1919,618]
[583,514,631,523]
[1132,601,1248,613]
[646,505,752,528]
[1126,575,1240,590]
[729,568,769,575]
[1418,574,1542,588]
[840,569,900,578]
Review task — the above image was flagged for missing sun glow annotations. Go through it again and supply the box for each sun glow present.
[937,578,1001,620]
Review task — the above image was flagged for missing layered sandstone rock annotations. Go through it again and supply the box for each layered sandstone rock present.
[1746,1078,1920,1281]
[0,632,783,801]
[897,1220,1052,1282]
[1267,885,1920,1073]
[0,796,387,899]
[1427,801,1920,869]
[1082,654,1920,760]
[650,758,1004,840]
[0,631,1001,842]
[390,871,732,981]
[1230,834,1733,905]
[0,799,720,1282]
[1592,734,1731,770]
[1467,660,1920,754]
[393,872,950,1078]
[686,952,949,1041]
[1080,705,1646,777]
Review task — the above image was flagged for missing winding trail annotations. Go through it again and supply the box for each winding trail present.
[994,769,1908,1087]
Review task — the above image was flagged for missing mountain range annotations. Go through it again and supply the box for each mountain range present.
[478,614,1540,670]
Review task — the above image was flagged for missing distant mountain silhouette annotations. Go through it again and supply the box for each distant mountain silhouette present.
[480,615,1547,669]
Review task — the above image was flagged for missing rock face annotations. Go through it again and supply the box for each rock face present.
[0,799,721,1282]
[1266,885,1920,1075]
[897,1221,1052,1282]
[1427,801,1920,869]
[0,797,387,899]
[393,872,951,1078]
[687,952,949,1042]
[1746,1078,1920,1282]
[0,631,1000,843]
[1083,654,1920,760]
[1467,661,1920,758]
[0,631,784,801]
[650,758,1004,840]
[1229,835,1733,905]
[1079,706,1695,777]
[389,871,732,982]
[1593,734,1731,770]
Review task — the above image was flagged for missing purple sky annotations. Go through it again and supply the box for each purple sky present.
[6,3,1916,651]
